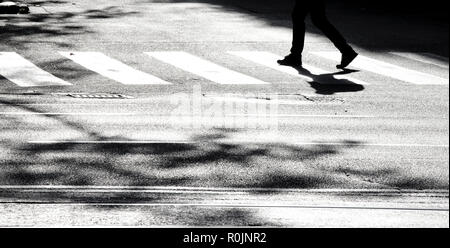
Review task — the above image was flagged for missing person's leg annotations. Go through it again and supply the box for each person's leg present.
[309,1,353,53]
[310,0,357,68]
[278,0,308,66]
[290,0,309,57]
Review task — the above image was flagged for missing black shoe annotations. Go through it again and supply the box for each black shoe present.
[337,50,358,69]
[277,54,302,67]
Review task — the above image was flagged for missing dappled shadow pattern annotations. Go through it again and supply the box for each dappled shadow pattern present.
[2,96,445,190]
[0,97,361,187]
[0,5,139,49]
[335,167,448,190]
[186,208,277,226]
[0,96,447,226]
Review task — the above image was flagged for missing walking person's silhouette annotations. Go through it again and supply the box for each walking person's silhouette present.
[278,0,358,69]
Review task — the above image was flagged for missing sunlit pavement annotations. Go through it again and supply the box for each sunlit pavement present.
[0,0,448,227]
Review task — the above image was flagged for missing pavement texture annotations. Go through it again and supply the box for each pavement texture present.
[0,186,448,227]
[0,0,448,227]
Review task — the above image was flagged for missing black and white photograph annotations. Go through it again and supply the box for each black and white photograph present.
[0,0,448,239]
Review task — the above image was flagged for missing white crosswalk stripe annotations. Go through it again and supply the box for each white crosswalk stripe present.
[1,51,448,88]
[0,52,71,87]
[313,52,449,85]
[60,52,171,85]
[228,51,370,85]
[228,51,313,81]
[390,52,449,69]
[146,51,269,85]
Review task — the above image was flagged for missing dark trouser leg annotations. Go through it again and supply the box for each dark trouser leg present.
[309,1,354,54]
[290,1,308,57]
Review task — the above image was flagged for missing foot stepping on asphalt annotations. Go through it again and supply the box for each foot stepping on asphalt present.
[228,51,370,85]
[313,51,449,85]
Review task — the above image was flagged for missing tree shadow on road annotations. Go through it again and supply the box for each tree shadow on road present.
[0,5,139,49]
[0,96,345,225]
[0,96,447,226]
[0,97,358,188]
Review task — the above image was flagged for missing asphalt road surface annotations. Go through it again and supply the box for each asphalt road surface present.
[0,0,448,227]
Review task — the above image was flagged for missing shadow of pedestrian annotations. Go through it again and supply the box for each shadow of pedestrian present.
[294,66,365,95]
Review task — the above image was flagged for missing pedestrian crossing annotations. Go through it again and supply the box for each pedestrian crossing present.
[146,51,269,85]
[228,51,370,85]
[313,52,448,85]
[0,52,72,87]
[0,51,448,88]
[60,52,171,85]
[390,52,449,69]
